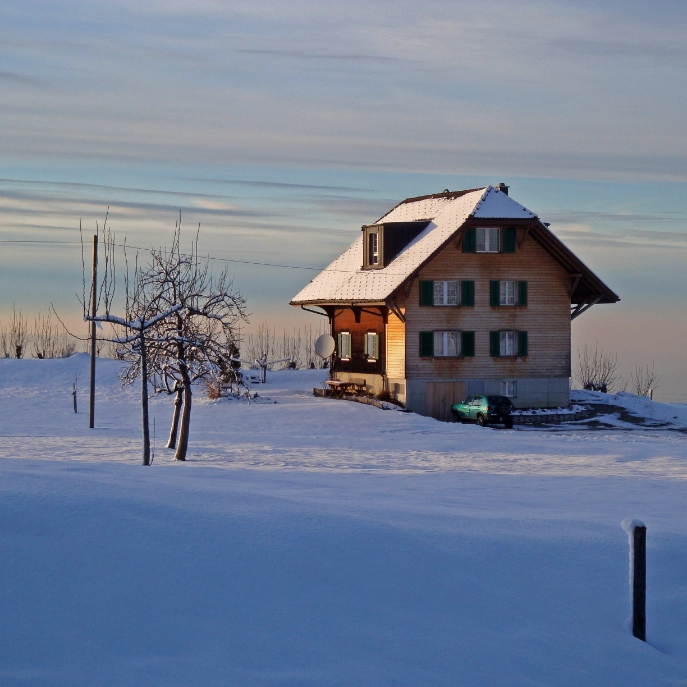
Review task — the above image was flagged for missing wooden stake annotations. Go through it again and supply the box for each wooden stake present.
[623,519,646,641]
[633,525,647,641]
[89,234,98,429]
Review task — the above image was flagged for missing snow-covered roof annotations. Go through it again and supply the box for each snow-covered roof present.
[290,185,618,306]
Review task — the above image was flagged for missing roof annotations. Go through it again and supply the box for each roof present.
[290,186,619,307]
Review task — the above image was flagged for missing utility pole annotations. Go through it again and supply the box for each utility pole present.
[89,234,98,429]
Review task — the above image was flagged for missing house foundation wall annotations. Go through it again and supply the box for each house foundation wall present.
[406,376,569,419]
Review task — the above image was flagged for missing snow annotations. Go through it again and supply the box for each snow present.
[471,185,537,219]
[291,188,489,304]
[291,186,556,305]
[573,388,687,426]
[1,355,687,685]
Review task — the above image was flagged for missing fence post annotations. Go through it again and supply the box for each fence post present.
[622,519,646,641]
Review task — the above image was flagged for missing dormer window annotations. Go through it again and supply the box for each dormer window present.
[362,220,430,269]
[369,232,379,265]
[476,227,500,253]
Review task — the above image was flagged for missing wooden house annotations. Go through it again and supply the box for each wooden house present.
[290,185,619,420]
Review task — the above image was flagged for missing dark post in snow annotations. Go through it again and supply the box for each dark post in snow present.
[89,234,98,429]
[622,519,646,641]
[73,381,77,413]
[139,327,151,466]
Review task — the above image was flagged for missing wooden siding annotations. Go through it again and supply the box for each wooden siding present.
[331,308,385,377]
[386,310,405,379]
[426,381,466,422]
[404,226,571,380]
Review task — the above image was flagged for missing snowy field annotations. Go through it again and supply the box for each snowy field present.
[1,354,687,686]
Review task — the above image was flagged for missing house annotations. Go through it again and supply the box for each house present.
[290,185,619,421]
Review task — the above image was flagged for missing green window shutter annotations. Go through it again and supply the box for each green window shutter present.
[337,333,343,357]
[518,330,528,357]
[490,331,501,357]
[461,280,475,307]
[462,227,476,253]
[503,226,517,253]
[461,331,475,357]
[518,280,528,306]
[490,281,500,307]
[373,334,380,360]
[419,331,434,357]
[419,280,434,306]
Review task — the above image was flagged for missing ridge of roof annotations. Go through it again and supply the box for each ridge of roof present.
[374,187,485,224]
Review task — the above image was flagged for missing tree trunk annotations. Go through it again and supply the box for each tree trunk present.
[140,329,151,466]
[166,387,183,449]
[174,371,192,461]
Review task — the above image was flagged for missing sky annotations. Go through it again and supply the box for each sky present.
[1,0,686,400]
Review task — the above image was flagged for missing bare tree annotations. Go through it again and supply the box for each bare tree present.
[81,229,181,466]
[139,227,248,460]
[0,323,8,358]
[33,311,77,358]
[244,322,328,371]
[6,306,29,358]
[630,363,659,398]
[576,343,622,393]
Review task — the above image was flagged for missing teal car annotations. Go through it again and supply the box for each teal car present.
[451,395,514,428]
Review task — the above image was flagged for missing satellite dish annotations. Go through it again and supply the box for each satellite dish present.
[315,334,335,359]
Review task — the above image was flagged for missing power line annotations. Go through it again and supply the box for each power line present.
[0,238,328,271]
[0,237,408,275]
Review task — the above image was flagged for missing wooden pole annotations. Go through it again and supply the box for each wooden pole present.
[632,525,647,641]
[140,328,151,466]
[89,234,98,429]
[623,519,646,642]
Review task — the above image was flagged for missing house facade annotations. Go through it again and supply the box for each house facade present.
[291,185,619,420]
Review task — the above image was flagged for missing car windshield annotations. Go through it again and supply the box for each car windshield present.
[487,396,511,405]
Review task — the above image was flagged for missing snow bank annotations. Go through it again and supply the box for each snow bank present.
[1,460,686,686]
[572,389,687,427]
[1,359,687,684]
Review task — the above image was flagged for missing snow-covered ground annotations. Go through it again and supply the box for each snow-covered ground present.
[1,355,687,686]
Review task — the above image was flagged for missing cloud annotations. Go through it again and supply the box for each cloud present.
[0,70,41,85]
[237,48,405,63]
[189,178,369,193]
[1,0,687,180]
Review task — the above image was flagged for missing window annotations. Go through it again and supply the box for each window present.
[338,331,351,359]
[491,280,528,307]
[490,330,528,357]
[500,280,516,306]
[433,280,459,306]
[476,227,500,253]
[364,332,379,361]
[500,330,516,356]
[419,280,474,307]
[434,330,461,357]
[368,232,379,265]
[501,381,517,397]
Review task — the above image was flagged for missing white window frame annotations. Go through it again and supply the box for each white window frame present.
[501,380,517,397]
[433,330,461,357]
[369,232,379,265]
[433,280,460,306]
[500,330,516,357]
[476,227,500,253]
[364,331,379,361]
[339,331,351,360]
[500,280,516,306]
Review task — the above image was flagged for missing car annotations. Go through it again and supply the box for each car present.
[451,395,514,428]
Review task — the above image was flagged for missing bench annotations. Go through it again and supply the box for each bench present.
[325,378,368,398]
